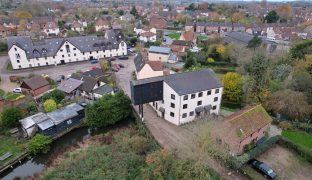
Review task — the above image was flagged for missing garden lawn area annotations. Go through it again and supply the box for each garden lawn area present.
[0,89,5,96]
[0,136,25,167]
[168,32,181,40]
[4,92,25,101]
[282,130,312,149]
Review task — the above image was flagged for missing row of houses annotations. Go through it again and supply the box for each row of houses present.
[7,29,127,70]
[185,21,245,34]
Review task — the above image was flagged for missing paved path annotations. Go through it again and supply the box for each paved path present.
[114,56,245,179]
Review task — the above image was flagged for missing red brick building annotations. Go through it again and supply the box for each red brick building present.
[213,105,272,155]
[20,76,50,96]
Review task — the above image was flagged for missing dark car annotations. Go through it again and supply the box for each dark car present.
[118,64,125,68]
[109,57,116,61]
[248,159,277,179]
[118,56,129,60]
[90,58,98,64]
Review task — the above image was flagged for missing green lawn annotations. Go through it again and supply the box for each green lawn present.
[282,131,312,149]
[0,89,5,96]
[0,136,25,166]
[168,32,181,40]
[4,92,25,101]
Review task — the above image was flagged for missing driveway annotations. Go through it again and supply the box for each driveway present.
[113,56,245,180]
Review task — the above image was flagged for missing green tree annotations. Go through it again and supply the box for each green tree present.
[184,52,197,69]
[130,6,138,18]
[0,41,8,52]
[1,107,23,128]
[247,36,262,49]
[289,39,312,59]
[86,91,131,128]
[58,20,66,30]
[223,72,244,103]
[27,101,38,114]
[28,134,52,155]
[264,10,279,23]
[186,3,197,11]
[42,89,65,104]
[44,99,57,113]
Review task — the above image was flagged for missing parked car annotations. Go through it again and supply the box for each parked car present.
[13,88,22,93]
[118,56,129,60]
[90,59,98,64]
[55,75,65,82]
[248,159,277,179]
[109,57,116,61]
[118,64,125,68]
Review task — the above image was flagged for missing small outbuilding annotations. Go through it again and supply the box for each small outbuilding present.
[20,76,50,96]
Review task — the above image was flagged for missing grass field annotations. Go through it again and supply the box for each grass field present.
[282,131,312,149]
[168,32,181,40]
[0,136,25,167]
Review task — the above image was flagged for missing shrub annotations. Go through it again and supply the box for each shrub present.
[44,99,57,112]
[129,135,149,154]
[28,134,52,155]
[279,137,312,163]
[228,153,250,170]
[27,102,38,114]
[1,107,23,128]
[278,121,294,131]
[42,89,65,104]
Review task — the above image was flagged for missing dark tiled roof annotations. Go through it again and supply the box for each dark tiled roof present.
[172,40,192,46]
[21,76,49,90]
[148,61,164,71]
[80,76,97,93]
[93,84,113,95]
[132,69,222,95]
[134,53,146,72]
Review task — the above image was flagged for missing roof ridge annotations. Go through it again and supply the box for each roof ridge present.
[228,104,261,122]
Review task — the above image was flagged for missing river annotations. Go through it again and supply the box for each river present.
[0,119,132,180]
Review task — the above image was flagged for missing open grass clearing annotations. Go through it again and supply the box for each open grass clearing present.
[167,32,181,40]
[0,136,25,167]
[282,131,312,149]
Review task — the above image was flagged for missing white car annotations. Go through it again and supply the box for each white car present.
[13,88,22,93]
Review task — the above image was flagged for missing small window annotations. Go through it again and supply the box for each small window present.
[170,112,174,117]
[198,92,203,97]
[83,52,85,55]
[46,62,48,65]
[191,94,195,99]
[73,48,76,50]
[189,111,194,116]
[182,113,187,118]
[183,104,188,109]
[214,97,218,102]
[215,89,219,94]
[74,53,76,56]
[17,60,20,63]
[37,63,40,66]
[60,49,63,52]
[171,94,175,100]
[212,106,217,110]
[197,101,202,106]
[53,56,55,59]
[183,95,188,100]
[67,119,72,125]
[15,53,21,59]
[170,103,175,108]
[62,55,64,58]
[45,57,47,60]
[14,48,17,51]
[207,90,211,95]
[68,54,70,57]
[18,65,21,68]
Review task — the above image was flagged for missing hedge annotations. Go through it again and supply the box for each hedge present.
[229,135,281,169]
[279,137,312,164]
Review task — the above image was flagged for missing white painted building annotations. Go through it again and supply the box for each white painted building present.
[43,22,60,36]
[148,46,178,63]
[139,31,157,42]
[134,53,167,79]
[132,69,223,126]
[7,30,127,70]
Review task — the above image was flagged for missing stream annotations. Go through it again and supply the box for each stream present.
[0,119,132,180]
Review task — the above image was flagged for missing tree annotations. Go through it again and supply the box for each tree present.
[186,3,197,11]
[58,20,66,30]
[130,6,138,18]
[42,89,65,104]
[86,91,131,128]
[28,134,52,155]
[14,10,32,19]
[231,12,245,23]
[264,10,279,23]
[184,52,197,69]
[0,41,8,52]
[223,72,244,103]
[1,107,23,128]
[289,39,312,60]
[117,10,124,16]
[27,101,38,114]
[247,36,262,49]
[44,99,57,113]
[277,4,293,21]
[267,90,312,121]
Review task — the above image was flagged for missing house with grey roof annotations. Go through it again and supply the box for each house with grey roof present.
[19,103,85,138]
[7,31,127,70]
[57,78,83,94]
[148,46,178,63]
[131,69,223,125]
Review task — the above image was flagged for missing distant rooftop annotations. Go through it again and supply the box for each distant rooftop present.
[149,46,171,54]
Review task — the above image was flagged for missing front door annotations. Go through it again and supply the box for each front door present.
[60,60,65,64]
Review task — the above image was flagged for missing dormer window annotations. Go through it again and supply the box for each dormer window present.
[14,48,17,51]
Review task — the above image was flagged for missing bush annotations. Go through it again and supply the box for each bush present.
[42,89,65,104]
[1,107,23,129]
[279,137,312,163]
[44,99,57,112]
[228,136,280,169]
[27,102,38,114]
[129,135,149,154]
[28,134,52,155]
[278,121,294,131]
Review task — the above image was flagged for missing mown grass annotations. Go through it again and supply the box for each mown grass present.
[282,130,312,149]
[0,136,25,167]
[168,32,181,40]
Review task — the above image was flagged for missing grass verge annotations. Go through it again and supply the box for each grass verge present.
[282,130,312,149]
[0,136,25,167]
